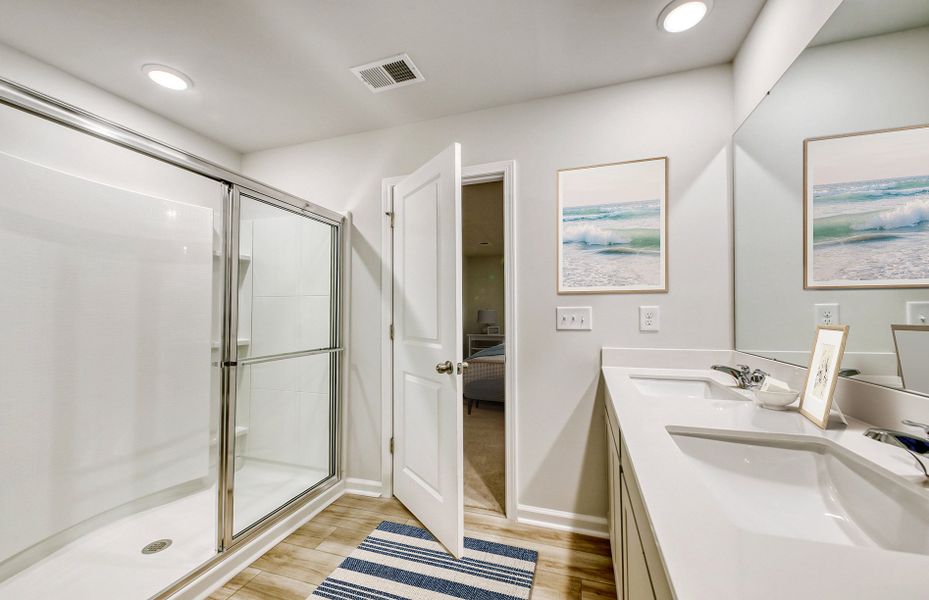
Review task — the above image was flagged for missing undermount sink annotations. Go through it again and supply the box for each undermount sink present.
[670,427,929,555]
[630,375,750,401]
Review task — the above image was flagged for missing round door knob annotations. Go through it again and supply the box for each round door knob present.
[457,361,469,374]
[435,360,453,374]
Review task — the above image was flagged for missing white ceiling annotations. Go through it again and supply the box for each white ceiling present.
[0,0,765,152]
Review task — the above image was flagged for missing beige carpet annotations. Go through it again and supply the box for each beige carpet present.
[463,401,505,514]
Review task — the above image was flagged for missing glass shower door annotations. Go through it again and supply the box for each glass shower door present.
[229,192,339,536]
[0,109,223,600]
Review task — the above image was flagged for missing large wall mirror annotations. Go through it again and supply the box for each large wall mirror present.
[734,0,929,396]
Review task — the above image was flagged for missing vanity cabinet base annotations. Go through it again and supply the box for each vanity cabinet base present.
[606,415,673,600]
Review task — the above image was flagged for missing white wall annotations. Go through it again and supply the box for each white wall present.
[0,41,241,169]
[463,255,505,341]
[735,27,929,372]
[733,0,843,127]
[239,205,333,471]
[242,65,734,520]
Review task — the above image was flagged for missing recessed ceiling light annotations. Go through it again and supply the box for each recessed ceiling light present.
[658,0,712,33]
[142,64,192,91]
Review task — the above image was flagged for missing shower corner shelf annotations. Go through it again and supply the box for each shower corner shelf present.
[211,338,251,349]
[212,251,252,262]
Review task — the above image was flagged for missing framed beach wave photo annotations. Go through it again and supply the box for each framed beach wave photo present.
[557,157,668,294]
[804,124,929,289]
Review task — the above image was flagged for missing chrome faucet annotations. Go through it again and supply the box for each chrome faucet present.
[711,364,768,389]
[864,420,929,480]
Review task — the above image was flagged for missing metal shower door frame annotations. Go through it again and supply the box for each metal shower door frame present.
[0,75,345,596]
[218,184,344,550]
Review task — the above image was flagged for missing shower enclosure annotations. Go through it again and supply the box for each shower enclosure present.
[0,78,343,600]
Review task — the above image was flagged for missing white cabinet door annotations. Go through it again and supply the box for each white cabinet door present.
[392,143,464,557]
[621,475,656,600]
[607,419,624,597]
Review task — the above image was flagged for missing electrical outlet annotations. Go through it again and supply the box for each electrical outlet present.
[907,301,929,325]
[815,303,840,326]
[556,307,592,330]
[639,306,659,332]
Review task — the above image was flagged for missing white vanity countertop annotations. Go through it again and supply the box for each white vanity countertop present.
[602,365,929,600]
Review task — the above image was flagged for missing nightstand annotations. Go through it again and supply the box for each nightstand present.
[467,333,504,357]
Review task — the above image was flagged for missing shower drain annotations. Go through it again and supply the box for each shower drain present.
[141,539,173,555]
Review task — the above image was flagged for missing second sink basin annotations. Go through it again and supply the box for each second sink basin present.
[669,427,929,555]
[630,375,749,401]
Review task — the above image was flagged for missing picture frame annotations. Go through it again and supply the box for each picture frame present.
[557,156,668,294]
[891,324,929,395]
[798,325,849,429]
[803,123,929,290]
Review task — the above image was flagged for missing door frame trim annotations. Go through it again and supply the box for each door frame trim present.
[380,159,518,520]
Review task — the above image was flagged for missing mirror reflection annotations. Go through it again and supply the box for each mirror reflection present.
[734,0,929,395]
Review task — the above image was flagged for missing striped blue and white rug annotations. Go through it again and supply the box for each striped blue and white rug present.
[310,521,538,600]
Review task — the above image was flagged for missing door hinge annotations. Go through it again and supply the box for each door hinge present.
[389,437,394,454]
[389,323,394,340]
[385,211,395,228]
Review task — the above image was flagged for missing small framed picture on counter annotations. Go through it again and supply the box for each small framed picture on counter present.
[799,325,849,429]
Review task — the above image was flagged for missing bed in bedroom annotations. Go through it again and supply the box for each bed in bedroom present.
[464,342,505,414]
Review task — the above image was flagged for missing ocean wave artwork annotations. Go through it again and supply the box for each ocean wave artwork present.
[806,125,929,288]
[558,158,666,292]
[810,174,929,285]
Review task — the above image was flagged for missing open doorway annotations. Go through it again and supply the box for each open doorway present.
[461,181,506,516]
[380,156,517,548]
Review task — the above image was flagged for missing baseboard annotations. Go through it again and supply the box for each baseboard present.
[179,479,344,600]
[344,477,383,497]
[516,504,609,538]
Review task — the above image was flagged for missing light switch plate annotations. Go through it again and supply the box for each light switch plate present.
[815,303,840,326]
[907,301,929,325]
[639,306,659,332]
[556,307,592,330]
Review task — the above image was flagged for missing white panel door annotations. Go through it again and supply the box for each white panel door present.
[392,143,464,557]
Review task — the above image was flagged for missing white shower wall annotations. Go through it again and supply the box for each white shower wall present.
[239,212,332,472]
[0,137,217,565]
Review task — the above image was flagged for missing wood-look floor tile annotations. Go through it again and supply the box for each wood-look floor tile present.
[311,503,387,532]
[405,517,424,528]
[333,494,414,520]
[315,525,373,557]
[530,569,582,599]
[581,578,618,599]
[250,542,343,585]
[283,521,337,550]
[208,566,260,599]
[223,494,615,600]
[229,571,316,600]
[466,511,611,556]
[534,545,613,585]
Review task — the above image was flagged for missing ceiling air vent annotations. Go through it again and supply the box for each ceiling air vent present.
[351,53,425,93]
